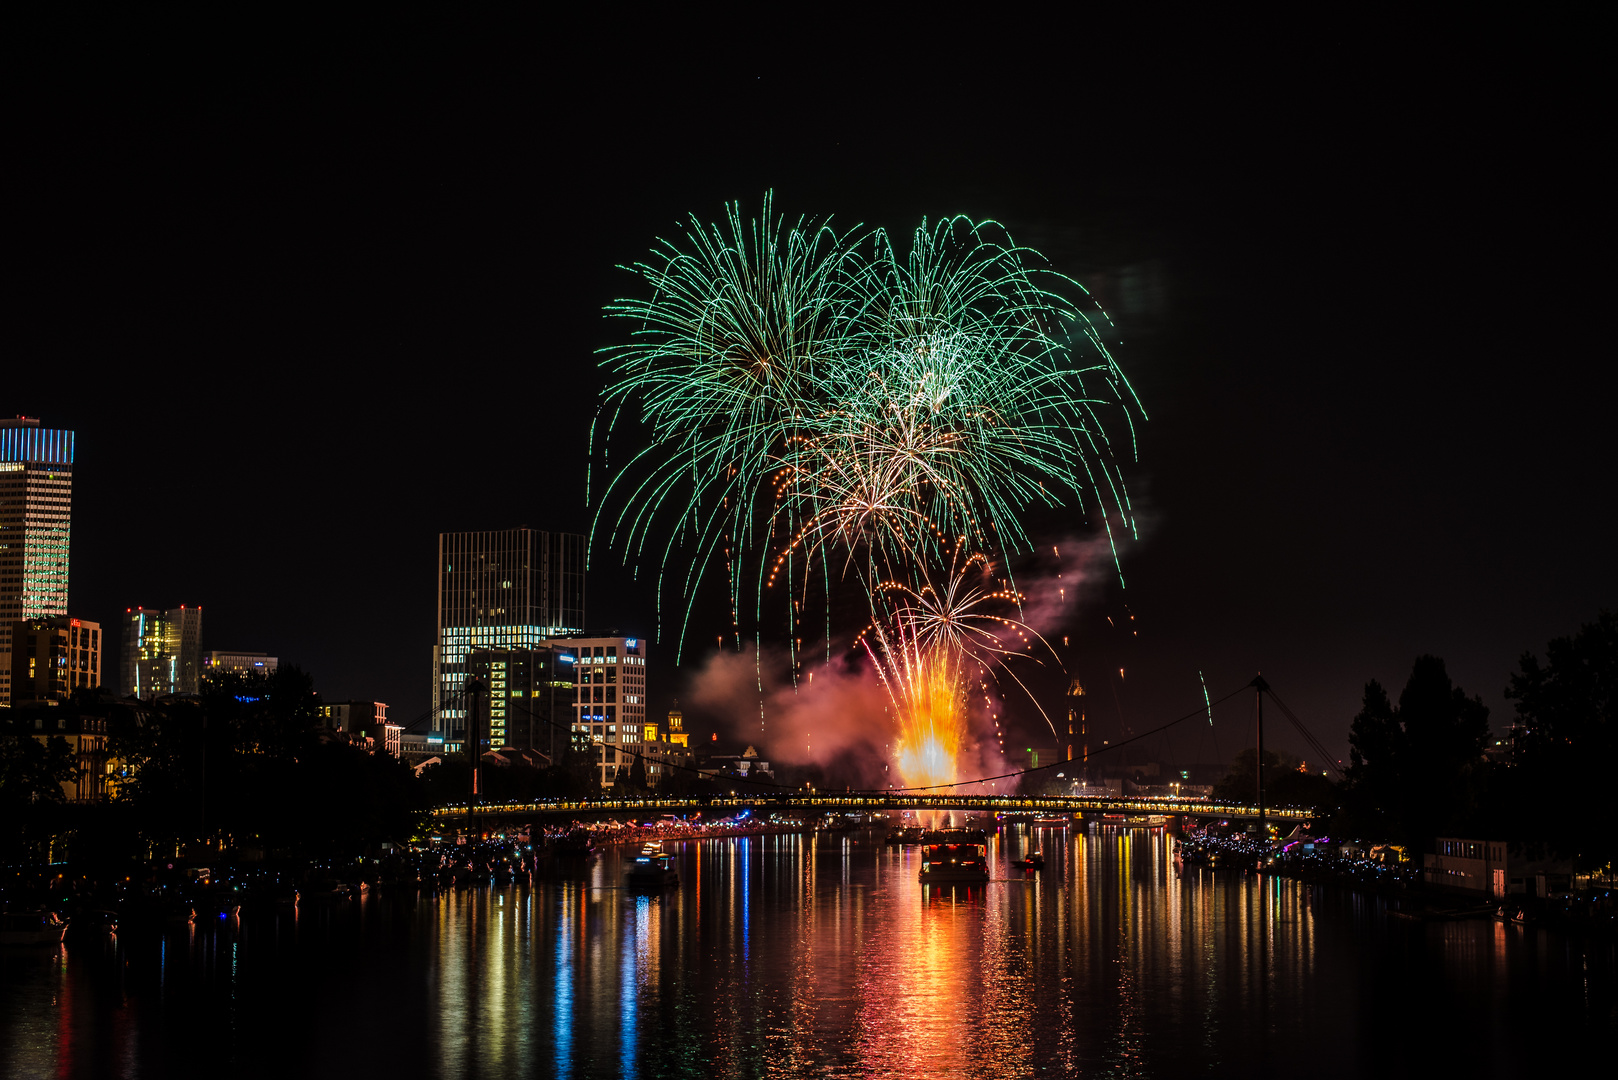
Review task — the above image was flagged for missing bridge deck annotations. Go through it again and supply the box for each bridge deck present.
[430,794,1309,821]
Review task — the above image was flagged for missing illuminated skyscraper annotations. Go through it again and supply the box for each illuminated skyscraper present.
[0,416,74,707]
[434,528,585,747]
[120,606,203,699]
[467,644,578,758]
[560,634,646,788]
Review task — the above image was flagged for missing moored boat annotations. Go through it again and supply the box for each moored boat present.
[919,830,990,883]
[0,910,68,946]
[66,908,119,941]
[1100,814,1168,828]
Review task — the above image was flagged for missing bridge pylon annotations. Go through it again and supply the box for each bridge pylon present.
[1250,674,1270,843]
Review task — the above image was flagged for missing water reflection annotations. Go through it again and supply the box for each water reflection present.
[2,828,1613,1078]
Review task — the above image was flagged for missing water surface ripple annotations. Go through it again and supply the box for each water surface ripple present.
[2,828,1612,1078]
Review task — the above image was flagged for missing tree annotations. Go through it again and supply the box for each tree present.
[1213,747,1336,815]
[610,760,649,798]
[1343,655,1489,852]
[0,734,75,806]
[1504,612,1617,872]
[1343,680,1404,841]
[106,664,428,859]
[0,733,77,865]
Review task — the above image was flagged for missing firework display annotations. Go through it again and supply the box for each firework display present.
[595,197,1142,789]
[859,543,1059,791]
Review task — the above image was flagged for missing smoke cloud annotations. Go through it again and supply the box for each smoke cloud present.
[1007,531,1122,638]
[680,522,1150,792]
[683,645,1009,792]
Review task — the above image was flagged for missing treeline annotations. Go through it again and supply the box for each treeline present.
[0,666,427,870]
[1212,612,1616,871]
[418,745,795,806]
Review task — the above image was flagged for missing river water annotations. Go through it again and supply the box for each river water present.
[2,827,1613,1078]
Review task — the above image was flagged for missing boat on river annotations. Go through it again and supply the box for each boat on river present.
[1013,851,1045,871]
[1099,814,1168,828]
[919,830,990,883]
[626,844,679,887]
[0,910,68,946]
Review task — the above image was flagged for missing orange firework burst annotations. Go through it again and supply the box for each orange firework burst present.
[891,647,969,792]
[860,541,1058,791]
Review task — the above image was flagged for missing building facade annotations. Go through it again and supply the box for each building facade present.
[467,645,578,759]
[399,732,442,770]
[317,700,400,757]
[561,635,646,788]
[664,703,689,749]
[638,702,693,787]
[203,651,278,678]
[120,606,203,699]
[9,617,101,703]
[433,528,584,749]
[1066,677,1088,768]
[1421,837,1575,900]
[0,416,74,706]
[3,708,111,803]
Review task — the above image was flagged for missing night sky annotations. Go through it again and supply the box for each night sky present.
[9,17,1609,771]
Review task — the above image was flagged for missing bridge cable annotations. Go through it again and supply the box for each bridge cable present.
[1260,685,1347,780]
[880,683,1253,793]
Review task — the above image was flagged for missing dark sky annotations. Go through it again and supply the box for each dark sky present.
[7,16,1609,771]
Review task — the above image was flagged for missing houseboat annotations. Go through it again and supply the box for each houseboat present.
[918,830,990,883]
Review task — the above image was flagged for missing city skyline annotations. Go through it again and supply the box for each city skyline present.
[8,31,1611,774]
[8,391,1610,774]
[1,18,1611,1077]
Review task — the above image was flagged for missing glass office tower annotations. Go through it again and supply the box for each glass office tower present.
[119,606,203,699]
[467,645,579,759]
[434,528,584,749]
[0,417,74,706]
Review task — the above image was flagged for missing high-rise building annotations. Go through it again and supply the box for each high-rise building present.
[560,634,647,788]
[467,645,578,759]
[203,650,278,678]
[0,416,74,706]
[434,528,584,745]
[120,606,203,699]
[9,616,101,703]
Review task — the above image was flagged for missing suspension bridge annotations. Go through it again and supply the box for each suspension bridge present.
[430,792,1311,822]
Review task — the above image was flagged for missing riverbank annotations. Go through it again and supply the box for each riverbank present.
[1176,832,1618,936]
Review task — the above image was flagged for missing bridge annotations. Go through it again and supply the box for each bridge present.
[430,793,1311,822]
